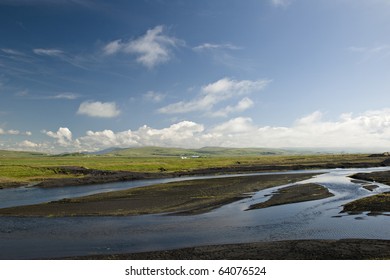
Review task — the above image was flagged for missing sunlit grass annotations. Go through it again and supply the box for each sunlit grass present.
[0,153,384,184]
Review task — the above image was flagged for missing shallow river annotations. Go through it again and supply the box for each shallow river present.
[0,167,389,259]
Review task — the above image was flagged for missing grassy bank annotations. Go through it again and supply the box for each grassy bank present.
[0,173,319,217]
[1,152,386,188]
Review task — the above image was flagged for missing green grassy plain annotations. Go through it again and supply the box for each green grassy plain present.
[0,148,386,186]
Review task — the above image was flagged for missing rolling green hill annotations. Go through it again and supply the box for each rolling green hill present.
[0,150,47,157]
[102,146,294,157]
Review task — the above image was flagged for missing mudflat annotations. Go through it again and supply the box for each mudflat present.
[66,239,390,260]
[248,183,334,210]
[0,173,320,217]
[344,171,390,213]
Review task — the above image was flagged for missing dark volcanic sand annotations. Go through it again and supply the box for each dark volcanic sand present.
[345,171,390,213]
[0,173,320,217]
[65,239,390,260]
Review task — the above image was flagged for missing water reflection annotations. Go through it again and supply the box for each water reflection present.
[0,167,389,259]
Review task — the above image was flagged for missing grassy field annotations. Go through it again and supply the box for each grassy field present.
[0,148,387,186]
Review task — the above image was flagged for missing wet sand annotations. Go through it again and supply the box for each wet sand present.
[248,183,334,210]
[0,173,320,217]
[344,171,390,213]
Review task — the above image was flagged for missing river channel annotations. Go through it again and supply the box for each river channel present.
[0,167,389,259]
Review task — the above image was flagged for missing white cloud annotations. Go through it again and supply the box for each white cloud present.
[103,39,122,55]
[50,93,79,100]
[33,48,64,57]
[44,127,73,146]
[210,97,254,117]
[212,117,255,134]
[0,128,20,135]
[103,25,183,68]
[77,101,121,118]
[205,109,390,149]
[158,77,270,115]
[31,93,79,100]
[271,0,291,7]
[7,129,20,135]
[348,44,390,63]
[1,48,25,56]
[193,43,240,52]
[143,91,165,103]
[15,108,390,153]
[18,140,39,148]
[79,121,204,150]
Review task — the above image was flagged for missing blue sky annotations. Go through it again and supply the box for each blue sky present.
[1,0,390,153]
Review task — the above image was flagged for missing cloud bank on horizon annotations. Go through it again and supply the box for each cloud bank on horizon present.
[1,0,390,153]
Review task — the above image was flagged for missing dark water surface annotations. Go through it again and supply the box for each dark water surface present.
[0,167,389,259]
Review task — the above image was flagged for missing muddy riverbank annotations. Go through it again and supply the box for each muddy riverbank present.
[248,183,334,210]
[65,239,390,260]
[0,173,321,217]
[344,170,390,213]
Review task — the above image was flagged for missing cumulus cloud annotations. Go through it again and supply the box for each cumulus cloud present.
[103,25,183,68]
[206,109,390,149]
[27,108,390,153]
[79,121,204,150]
[18,140,39,148]
[44,127,74,146]
[158,77,270,115]
[77,101,121,118]
[212,117,255,134]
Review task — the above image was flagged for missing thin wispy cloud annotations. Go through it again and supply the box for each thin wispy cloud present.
[193,43,241,52]
[143,91,165,103]
[0,0,96,7]
[33,48,64,57]
[1,48,25,56]
[158,77,270,116]
[33,48,93,70]
[103,25,184,68]
[270,0,291,7]
[48,93,79,100]
[210,97,254,117]
[15,91,80,100]
[0,128,20,135]
[348,44,390,63]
